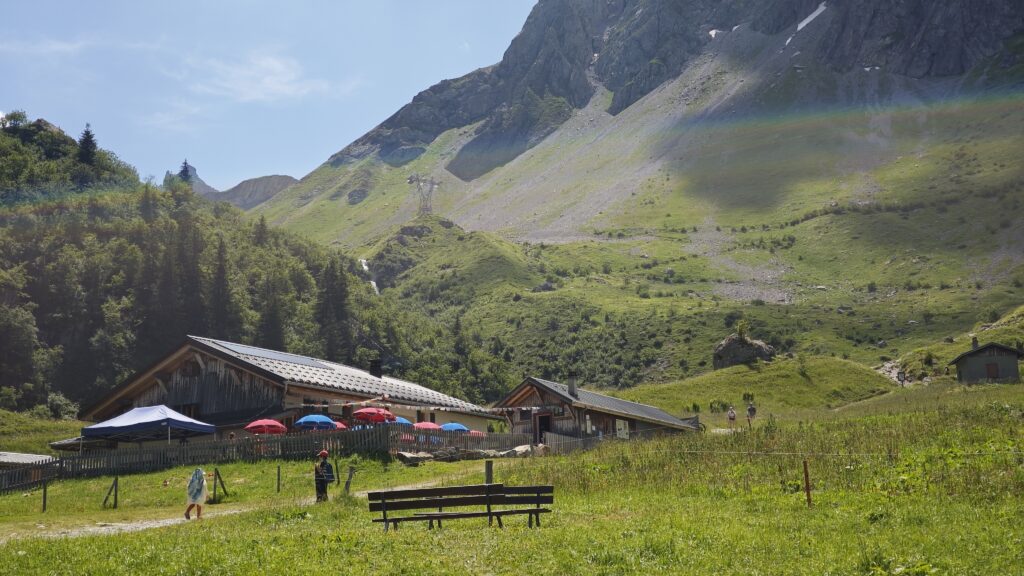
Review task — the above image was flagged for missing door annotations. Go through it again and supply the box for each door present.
[986,363,1000,380]
[615,418,630,440]
[535,413,552,444]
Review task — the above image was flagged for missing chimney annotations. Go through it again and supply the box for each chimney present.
[971,336,979,350]
[369,358,383,378]
[567,375,578,398]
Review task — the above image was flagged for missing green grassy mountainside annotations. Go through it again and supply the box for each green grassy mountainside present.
[0,114,522,414]
[243,3,1024,397]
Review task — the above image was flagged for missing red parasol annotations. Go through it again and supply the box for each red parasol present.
[467,430,487,437]
[244,419,287,435]
[334,421,348,430]
[353,407,396,423]
[413,421,442,430]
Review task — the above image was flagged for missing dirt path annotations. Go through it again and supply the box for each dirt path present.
[5,475,464,542]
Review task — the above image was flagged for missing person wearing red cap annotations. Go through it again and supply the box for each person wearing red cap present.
[314,450,334,502]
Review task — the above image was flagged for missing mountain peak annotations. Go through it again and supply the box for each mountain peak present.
[329,0,1024,182]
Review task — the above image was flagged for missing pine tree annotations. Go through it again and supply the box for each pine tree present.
[209,236,242,340]
[257,273,286,351]
[178,159,192,182]
[175,208,206,335]
[254,214,269,246]
[316,256,352,362]
[139,184,159,222]
[77,123,98,166]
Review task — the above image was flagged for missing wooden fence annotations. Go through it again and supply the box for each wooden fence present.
[0,426,532,493]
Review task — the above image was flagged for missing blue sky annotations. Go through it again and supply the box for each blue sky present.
[1,1,536,190]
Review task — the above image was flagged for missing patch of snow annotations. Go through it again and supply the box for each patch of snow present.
[709,29,722,39]
[864,67,871,72]
[785,35,794,46]
[797,2,827,32]
[732,25,741,32]
[791,51,801,58]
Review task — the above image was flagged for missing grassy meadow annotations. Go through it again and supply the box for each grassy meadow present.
[2,396,1022,575]
[0,410,84,455]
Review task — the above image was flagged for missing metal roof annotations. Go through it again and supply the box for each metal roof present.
[0,452,53,466]
[190,336,485,415]
[522,377,698,431]
[947,342,1024,365]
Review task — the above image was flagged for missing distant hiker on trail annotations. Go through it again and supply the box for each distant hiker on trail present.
[747,402,757,423]
[314,450,335,502]
[727,406,737,429]
[185,468,208,520]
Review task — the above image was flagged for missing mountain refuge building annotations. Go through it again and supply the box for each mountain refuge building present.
[80,336,496,438]
[494,376,699,445]
[947,339,1023,384]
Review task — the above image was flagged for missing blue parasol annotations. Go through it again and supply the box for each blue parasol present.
[294,414,337,431]
[388,416,413,426]
[440,422,469,432]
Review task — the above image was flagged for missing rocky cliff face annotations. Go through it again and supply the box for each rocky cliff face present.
[211,175,298,210]
[165,164,218,197]
[319,0,1023,189]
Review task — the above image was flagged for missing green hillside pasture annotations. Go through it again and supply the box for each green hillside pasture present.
[833,380,1024,419]
[0,410,83,456]
[0,457,482,539]
[4,404,1022,575]
[616,356,893,421]
[897,303,1024,380]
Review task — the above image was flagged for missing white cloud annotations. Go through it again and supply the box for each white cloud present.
[0,39,92,56]
[187,53,336,103]
[139,100,204,133]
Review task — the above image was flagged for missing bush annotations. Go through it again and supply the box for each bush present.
[47,392,80,419]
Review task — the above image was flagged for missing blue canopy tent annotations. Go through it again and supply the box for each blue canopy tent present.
[82,405,216,443]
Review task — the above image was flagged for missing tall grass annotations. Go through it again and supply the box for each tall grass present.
[500,402,1024,500]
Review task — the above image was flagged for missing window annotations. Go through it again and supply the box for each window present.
[519,409,531,421]
[320,400,329,414]
[429,412,436,423]
[178,404,199,418]
[416,410,425,423]
[342,405,353,419]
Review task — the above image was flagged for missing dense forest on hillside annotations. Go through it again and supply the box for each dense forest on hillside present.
[0,112,515,416]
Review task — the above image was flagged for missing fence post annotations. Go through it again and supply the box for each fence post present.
[42,480,47,513]
[485,460,494,484]
[343,465,355,495]
[114,476,118,509]
[334,459,340,485]
[214,467,228,499]
[277,465,281,493]
[802,459,812,508]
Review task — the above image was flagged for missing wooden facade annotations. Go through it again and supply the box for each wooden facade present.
[949,342,1023,384]
[80,338,495,441]
[495,377,698,445]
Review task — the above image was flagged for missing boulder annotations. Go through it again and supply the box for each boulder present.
[712,333,776,369]
[396,451,434,466]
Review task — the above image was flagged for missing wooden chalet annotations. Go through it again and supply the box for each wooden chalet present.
[948,339,1023,383]
[494,376,699,444]
[80,336,496,440]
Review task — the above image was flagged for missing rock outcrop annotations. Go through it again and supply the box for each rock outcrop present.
[713,333,776,369]
[212,175,298,210]
[325,0,1024,182]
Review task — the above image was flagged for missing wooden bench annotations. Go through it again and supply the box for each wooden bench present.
[366,483,553,532]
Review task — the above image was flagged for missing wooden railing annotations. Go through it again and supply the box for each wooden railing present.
[0,426,532,491]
